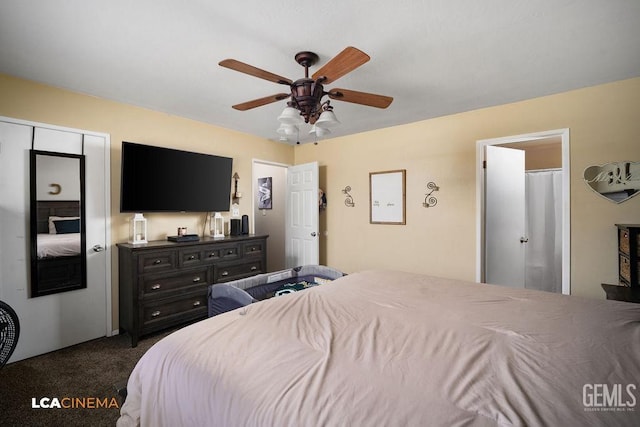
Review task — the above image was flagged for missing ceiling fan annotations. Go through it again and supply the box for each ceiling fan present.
[219,47,393,134]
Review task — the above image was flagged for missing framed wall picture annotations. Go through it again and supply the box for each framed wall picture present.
[257,177,272,209]
[369,169,406,224]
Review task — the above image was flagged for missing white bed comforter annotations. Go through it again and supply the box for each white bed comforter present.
[37,233,80,258]
[118,270,640,427]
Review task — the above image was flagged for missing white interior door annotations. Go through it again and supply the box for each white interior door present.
[0,118,110,363]
[485,145,526,287]
[285,162,319,268]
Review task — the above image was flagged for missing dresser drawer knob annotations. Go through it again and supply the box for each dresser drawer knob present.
[221,271,229,277]
[192,277,201,283]
[193,301,201,307]
[153,259,162,265]
[151,310,161,318]
[151,284,161,290]
[209,252,216,257]
[227,250,234,255]
[188,255,196,260]
[250,266,257,271]
[251,247,256,251]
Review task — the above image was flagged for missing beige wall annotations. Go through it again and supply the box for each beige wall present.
[295,77,640,300]
[2,73,639,331]
[0,73,294,331]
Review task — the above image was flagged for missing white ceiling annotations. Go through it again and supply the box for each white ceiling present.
[1,1,639,145]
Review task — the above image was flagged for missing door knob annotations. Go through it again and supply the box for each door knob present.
[92,245,105,252]
[310,232,317,237]
[519,237,529,243]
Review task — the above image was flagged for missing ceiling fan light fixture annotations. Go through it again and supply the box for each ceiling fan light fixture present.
[277,123,299,136]
[309,125,331,138]
[315,108,340,129]
[277,105,303,125]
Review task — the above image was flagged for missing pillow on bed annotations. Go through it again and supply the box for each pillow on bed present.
[49,216,80,234]
[53,218,80,234]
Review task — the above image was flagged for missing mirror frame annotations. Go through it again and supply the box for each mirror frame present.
[583,161,640,204]
[29,150,87,297]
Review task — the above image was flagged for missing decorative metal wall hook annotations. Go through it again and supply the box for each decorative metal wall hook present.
[423,181,439,207]
[342,186,355,207]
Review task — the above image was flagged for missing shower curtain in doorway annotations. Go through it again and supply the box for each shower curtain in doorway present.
[525,169,562,293]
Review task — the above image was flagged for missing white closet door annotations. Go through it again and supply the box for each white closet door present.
[0,119,110,363]
[485,146,526,288]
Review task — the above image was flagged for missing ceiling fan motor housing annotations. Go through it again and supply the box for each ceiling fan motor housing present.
[291,78,324,123]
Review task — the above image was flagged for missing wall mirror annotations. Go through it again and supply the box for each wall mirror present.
[583,161,640,203]
[30,150,86,297]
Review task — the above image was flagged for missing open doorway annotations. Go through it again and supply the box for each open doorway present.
[476,129,570,294]
[252,159,320,272]
[252,159,288,272]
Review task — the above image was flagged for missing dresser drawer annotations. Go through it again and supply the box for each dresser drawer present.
[138,251,176,273]
[179,248,203,268]
[619,228,630,255]
[141,268,210,296]
[243,240,265,257]
[618,254,638,284]
[142,292,208,326]
[198,244,240,264]
[219,244,241,261]
[215,260,265,283]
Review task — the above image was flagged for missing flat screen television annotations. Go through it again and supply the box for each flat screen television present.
[120,141,233,213]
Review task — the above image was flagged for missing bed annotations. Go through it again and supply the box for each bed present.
[117,270,640,427]
[35,200,81,259]
[37,232,81,258]
[32,200,83,293]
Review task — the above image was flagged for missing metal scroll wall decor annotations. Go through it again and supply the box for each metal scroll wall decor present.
[423,181,439,208]
[342,186,355,207]
[583,161,639,203]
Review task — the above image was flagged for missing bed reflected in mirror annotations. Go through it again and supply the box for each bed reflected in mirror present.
[30,150,86,297]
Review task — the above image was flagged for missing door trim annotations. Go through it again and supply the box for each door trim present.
[0,115,112,336]
[476,128,570,294]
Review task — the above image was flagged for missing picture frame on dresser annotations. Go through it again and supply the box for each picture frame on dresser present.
[117,234,268,346]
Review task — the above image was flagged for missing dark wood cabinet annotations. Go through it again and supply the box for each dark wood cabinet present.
[602,225,640,304]
[616,224,639,287]
[118,234,268,346]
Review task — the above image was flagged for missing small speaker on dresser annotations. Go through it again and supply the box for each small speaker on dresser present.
[241,215,249,235]
[230,219,241,236]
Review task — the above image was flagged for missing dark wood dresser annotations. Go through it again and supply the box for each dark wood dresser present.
[616,224,639,287]
[118,234,268,346]
[602,224,640,303]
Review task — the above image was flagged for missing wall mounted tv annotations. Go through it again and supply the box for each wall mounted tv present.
[120,141,233,213]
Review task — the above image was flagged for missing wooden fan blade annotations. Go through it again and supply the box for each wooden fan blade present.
[232,93,290,111]
[328,89,393,109]
[219,59,292,85]
[312,47,370,84]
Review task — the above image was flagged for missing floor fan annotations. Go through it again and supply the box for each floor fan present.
[0,300,20,368]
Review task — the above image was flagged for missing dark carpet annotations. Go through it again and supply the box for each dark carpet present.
[0,329,173,427]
